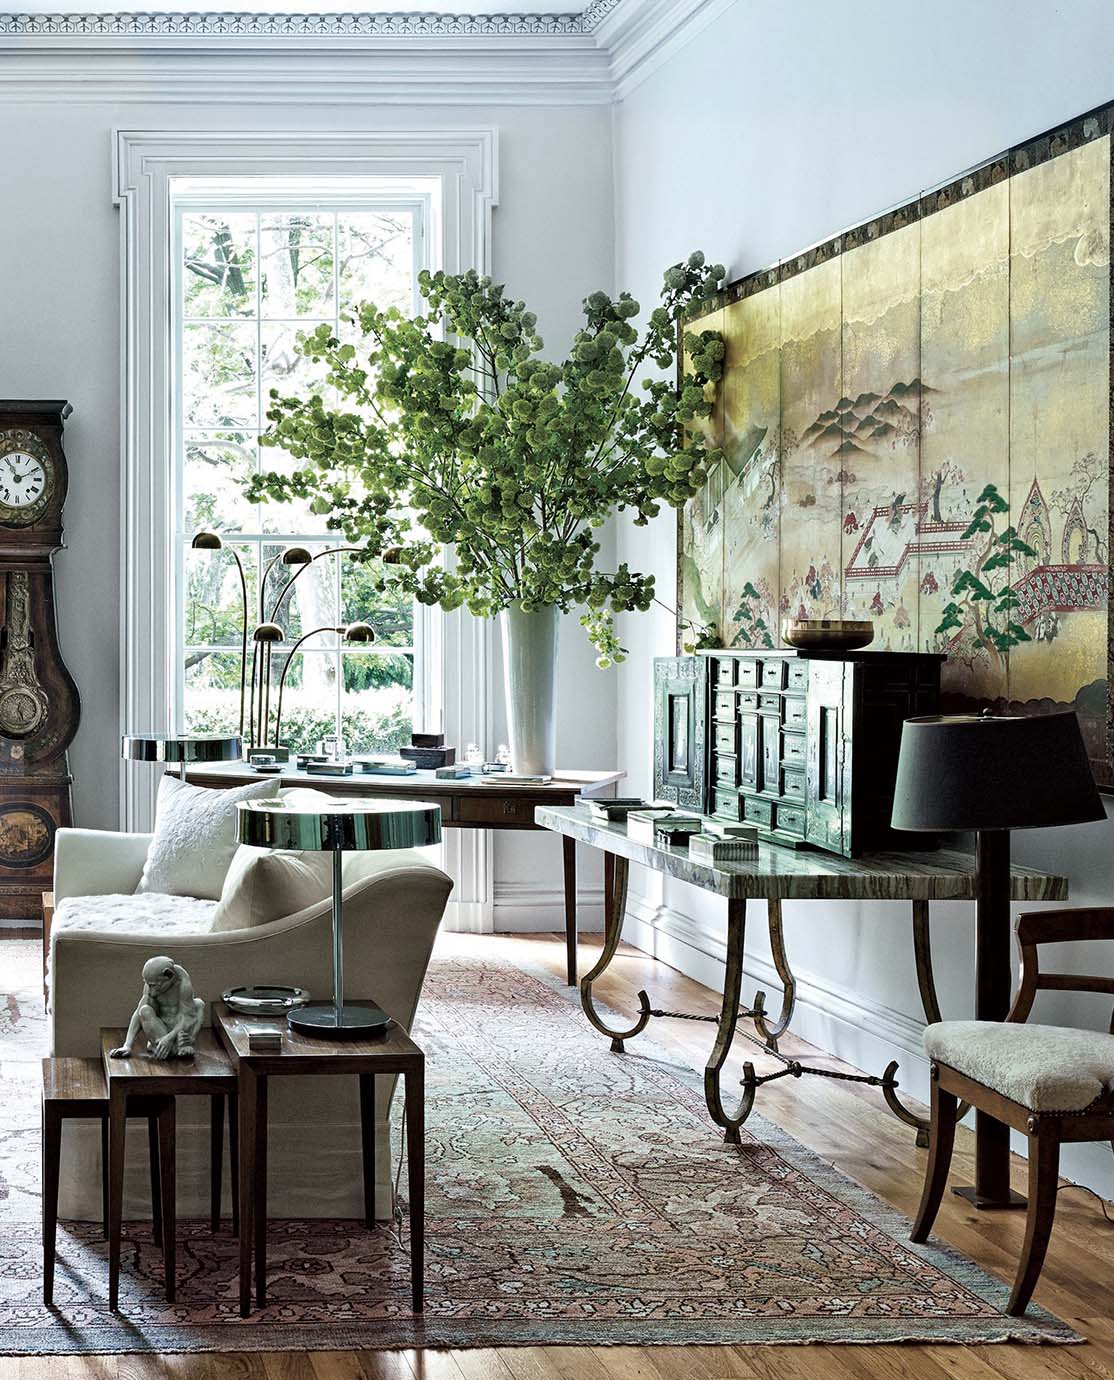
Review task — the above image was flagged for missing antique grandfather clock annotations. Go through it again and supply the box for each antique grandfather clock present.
[0,402,80,918]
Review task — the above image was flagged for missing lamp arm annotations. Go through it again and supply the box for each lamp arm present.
[268,547,360,625]
[227,548,249,740]
[273,625,340,750]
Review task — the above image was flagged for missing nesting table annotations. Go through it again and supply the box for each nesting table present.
[99,1028,237,1309]
[212,1000,426,1317]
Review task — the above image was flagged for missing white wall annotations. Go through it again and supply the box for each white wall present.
[613,0,1114,1197]
[0,98,615,921]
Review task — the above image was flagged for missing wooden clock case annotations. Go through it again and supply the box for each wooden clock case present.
[0,401,80,919]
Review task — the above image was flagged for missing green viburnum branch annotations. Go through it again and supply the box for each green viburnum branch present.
[246,252,726,663]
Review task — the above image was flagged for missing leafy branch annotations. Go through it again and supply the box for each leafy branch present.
[245,252,726,663]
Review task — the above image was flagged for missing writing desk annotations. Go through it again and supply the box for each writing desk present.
[186,762,623,985]
[536,803,1067,1209]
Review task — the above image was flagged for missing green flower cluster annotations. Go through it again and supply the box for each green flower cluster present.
[247,251,725,663]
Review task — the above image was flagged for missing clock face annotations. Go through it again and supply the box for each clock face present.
[0,452,47,510]
[0,430,53,526]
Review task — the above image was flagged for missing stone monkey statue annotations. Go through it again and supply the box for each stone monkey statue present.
[109,955,205,1060]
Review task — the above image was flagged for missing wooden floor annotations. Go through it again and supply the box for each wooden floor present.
[7,930,1114,1380]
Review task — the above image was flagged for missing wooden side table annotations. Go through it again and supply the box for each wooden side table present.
[41,1057,173,1306]
[212,1000,425,1318]
[100,1028,238,1310]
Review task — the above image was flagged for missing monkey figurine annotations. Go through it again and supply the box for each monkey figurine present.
[109,955,205,1060]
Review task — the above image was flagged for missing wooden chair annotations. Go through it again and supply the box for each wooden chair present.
[911,907,1114,1315]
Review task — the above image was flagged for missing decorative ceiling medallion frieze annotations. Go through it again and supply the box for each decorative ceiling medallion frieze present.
[0,9,601,37]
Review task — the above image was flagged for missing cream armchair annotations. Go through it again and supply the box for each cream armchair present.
[49,827,452,1222]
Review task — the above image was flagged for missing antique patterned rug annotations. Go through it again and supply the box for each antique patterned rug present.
[0,937,1077,1353]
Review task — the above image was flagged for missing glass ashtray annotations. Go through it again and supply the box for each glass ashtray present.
[222,985,311,1015]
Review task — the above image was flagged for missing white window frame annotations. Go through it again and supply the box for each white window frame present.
[170,183,435,750]
[115,129,498,930]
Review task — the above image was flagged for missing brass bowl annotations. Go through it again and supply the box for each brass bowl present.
[781,618,875,651]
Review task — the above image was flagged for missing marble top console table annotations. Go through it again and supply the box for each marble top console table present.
[535,804,1067,1206]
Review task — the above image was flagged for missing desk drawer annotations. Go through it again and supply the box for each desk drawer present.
[743,795,773,827]
[714,722,739,754]
[738,691,759,712]
[787,661,809,691]
[781,768,806,802]
[783,696,807,730]
[715,753,739,786]
[716,658,736,687]
[781,732,806,766]
[759,693,781,713]
[713,788,742,820]
[775,804,806,836]
[457,795,546,825]
[736,659,759,688]
[715,691,736,720]
[761,659,787,689]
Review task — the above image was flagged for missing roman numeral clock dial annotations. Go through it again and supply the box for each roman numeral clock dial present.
[0,403,80,920]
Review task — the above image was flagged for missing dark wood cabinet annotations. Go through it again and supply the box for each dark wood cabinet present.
[655,649,943,858]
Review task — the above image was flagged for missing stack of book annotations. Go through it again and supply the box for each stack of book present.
[627,807,703,846]
[356,756,418,776]
[689,823,760,864]
[586,797,648,824]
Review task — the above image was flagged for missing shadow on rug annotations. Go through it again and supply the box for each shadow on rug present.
[0,937,1079,1353]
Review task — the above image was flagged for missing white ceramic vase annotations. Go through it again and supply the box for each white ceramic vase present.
[499,603,558,776]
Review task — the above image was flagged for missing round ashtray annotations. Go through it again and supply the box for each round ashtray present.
[222,985,311,1014]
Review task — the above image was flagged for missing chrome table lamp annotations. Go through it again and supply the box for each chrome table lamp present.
[891,709,1103,1208]
[121,733,243,779]
[237,797,442,1038]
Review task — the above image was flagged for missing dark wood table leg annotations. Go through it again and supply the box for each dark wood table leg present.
[100,1115,110,1239]
[562,834,577,986]
[360,1072,376,1227]
[955,829,1026,1210]
[108,1086,127,1312]
[237,1069,257,1317]
[229,1091,240,1237]
[255,1073,269,1308]
[210,1094,224,1232]
[42,1102,61,1306]
[405,1062,424,1313]
[147,1112,163,1248]
[157,1099,176,1303]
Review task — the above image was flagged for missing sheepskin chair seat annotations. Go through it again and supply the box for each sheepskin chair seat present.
[924,1020,1114,1113]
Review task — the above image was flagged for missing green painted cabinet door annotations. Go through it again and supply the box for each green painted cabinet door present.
[805,660,848,854]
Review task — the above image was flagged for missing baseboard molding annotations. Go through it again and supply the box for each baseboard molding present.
[620,888,933,1107]
[492,881,604,933]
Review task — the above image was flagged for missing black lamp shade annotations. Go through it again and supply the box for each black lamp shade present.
[891,711,1104,832]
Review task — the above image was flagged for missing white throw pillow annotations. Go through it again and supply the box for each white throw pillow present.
[211,845,333,931]
[137,774,280,900]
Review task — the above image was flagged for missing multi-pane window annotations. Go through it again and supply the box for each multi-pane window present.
[173,193,433,755]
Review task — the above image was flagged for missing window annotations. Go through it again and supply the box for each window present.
[171,186,438,756]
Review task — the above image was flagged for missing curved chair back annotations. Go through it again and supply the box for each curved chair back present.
[1007,907,1114,1032]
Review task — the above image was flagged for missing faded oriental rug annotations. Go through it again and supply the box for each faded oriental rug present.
[0,937,1076,1353]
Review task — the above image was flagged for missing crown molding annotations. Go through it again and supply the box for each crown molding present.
[0,0,725,103]
[595,0,737,98]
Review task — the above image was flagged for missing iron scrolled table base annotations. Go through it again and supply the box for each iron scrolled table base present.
[579,856,968,1147]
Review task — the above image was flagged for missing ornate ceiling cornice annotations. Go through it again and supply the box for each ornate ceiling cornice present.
[0,0,718,102]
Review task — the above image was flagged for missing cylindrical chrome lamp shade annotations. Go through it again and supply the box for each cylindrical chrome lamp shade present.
[121,733,243,766]
[891,712,1103,832]
[237,798,442,852]
[236,798,443,1040]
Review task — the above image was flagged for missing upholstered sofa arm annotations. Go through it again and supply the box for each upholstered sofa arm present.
[51,860,452,1056]
[53,828,153,902]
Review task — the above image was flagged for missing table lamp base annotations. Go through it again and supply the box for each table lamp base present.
[288,1001,391,1039]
